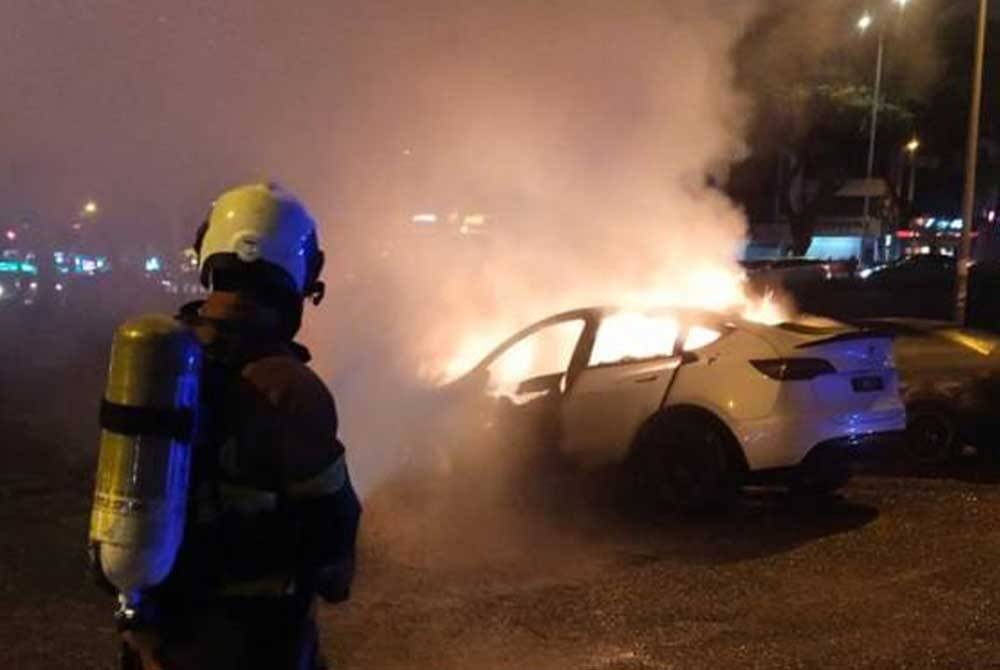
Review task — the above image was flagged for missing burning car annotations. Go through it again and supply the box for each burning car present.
[440,307,906,509]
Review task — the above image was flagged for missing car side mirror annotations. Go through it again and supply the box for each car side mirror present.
[469,367,490,391]
[680,351,699,365]
[516,374,559,395]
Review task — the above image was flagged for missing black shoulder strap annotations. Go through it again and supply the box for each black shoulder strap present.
[176,300,206,325]
[289,341,312,363]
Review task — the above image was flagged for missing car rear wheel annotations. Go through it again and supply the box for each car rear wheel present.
[631,414,737,512]
[906,406,957,465]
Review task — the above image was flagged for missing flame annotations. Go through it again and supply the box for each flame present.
[419,330,506,386]
[424,269,793,386]
[683,325,723,351]
[741,290,786,326]
[590,312,678,366]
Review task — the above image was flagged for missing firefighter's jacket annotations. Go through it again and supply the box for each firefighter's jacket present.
[156,292,361,615]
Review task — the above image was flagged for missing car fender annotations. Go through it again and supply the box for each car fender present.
[636,402,750,474]
[665,329,781,423]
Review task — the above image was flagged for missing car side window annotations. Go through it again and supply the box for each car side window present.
[682,324,725,351]
[588,313,679,367]
[486,319,585,396]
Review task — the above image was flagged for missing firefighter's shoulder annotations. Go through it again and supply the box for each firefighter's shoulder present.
[240,352,343,484]
[240,352,336,413]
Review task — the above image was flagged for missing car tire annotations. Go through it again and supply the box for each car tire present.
[631,414,737,512]
[905,405,957,465]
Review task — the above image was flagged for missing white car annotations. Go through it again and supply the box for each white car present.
[445,307,906,508]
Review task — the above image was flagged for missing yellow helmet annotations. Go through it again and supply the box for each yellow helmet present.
[195,183,324,302]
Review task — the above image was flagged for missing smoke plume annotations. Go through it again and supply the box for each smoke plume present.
[297,1,765,493]
[0,0,950,494]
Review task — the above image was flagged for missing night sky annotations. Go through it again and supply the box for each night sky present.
[0,0,986,246]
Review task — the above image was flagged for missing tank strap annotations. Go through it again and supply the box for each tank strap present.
[99,399,195,442]
[219,574,297,598]
[286,455,348,499]
[217,481,280,514]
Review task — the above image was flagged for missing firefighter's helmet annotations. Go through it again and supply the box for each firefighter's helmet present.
[195,183,325,303]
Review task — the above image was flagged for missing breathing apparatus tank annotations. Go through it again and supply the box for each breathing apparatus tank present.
[89,314,201,620]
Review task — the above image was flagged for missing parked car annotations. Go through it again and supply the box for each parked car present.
[439,307,906,508]
[795,255,963,322]
[862,254,955,287]
[853,318,1000,464]
[741,258,846,293]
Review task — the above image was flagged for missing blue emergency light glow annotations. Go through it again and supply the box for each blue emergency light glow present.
[145,257,162,273]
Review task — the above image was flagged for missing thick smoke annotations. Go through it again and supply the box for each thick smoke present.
[297,1,765,493]
[0,0,948,494]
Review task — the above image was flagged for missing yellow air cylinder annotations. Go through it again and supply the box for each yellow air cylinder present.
[89,314,201,598]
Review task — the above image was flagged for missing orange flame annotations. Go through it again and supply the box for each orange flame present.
[424,269,792,386]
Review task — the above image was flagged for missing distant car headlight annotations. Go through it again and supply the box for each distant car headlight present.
[751,358,836,381]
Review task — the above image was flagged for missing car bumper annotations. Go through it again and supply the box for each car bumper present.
[734,406,908,471]
[745,431,905,485]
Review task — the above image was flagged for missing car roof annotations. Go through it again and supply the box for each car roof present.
[465,305,744,375]
[508,305,744,336]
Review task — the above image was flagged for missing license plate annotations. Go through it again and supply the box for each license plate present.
[852,376,884,392]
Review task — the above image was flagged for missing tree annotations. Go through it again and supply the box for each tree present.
[731,3,932,254]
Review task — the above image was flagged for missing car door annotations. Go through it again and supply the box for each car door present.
[479,316,588,454]
[558,312,683,468]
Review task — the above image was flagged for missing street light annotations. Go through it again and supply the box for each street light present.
[905,138,920,154]
[857,10,886,262]
[83,200,98,216]
[857,2,911,262]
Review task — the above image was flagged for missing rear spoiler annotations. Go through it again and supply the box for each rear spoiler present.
[795,329,894,349]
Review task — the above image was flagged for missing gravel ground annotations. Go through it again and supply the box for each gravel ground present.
[4,443,1000,669]
[330,468,1000,670]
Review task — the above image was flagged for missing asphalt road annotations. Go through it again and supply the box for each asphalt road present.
[332,466,1000,670]
[4,445,1000,669]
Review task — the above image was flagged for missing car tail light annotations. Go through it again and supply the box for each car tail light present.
[750,358,836,380]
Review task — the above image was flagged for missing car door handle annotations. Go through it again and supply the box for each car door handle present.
[634,375,660,384]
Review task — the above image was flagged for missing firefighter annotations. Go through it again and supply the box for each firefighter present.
[119,183,361,669]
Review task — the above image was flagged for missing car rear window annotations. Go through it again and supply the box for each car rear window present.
[589,312,679,367]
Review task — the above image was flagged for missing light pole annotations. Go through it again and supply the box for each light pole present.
[905,137,920,206]
[859,14,884,228]
[955,0,988,324]
[858,1,910,262]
